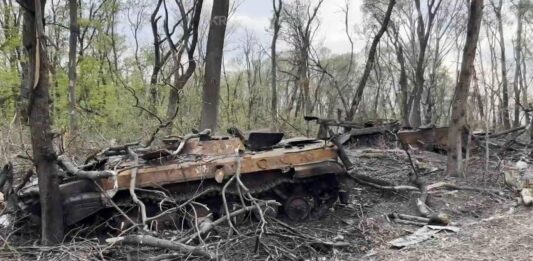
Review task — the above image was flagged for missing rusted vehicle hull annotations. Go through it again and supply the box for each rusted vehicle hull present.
[17,135,347,226]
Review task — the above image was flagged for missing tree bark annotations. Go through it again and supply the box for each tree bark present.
[388,23,409,127]
[22,0,65,244]
[513,0,524,127]
[492,0,511,129]
[199,0,229,132]
[408,0,442,128]
[346,0,396,121]
[164,0,203,135]
[271,0,282,130]
[149,0,164,113]
[447,0,484,177]
[68,0,79,132]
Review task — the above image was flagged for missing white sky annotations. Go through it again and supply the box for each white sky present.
[226,0,365,55]
[117,0,365,70]
[117,0,520,80]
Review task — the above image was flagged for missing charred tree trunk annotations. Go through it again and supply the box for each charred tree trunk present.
[346,0,396,121]
[199,0,229,132]
[21,0,64,244]
[447,0,483,177]
[68,0,78,132]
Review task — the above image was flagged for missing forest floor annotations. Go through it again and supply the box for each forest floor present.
[316,146,528,261]
[1,145,529,260]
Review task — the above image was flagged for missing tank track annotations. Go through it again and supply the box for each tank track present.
[17,173,340,224]
[102,173,339,226]
[118,173,338,206]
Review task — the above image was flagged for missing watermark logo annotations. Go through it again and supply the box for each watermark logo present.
[211,16,227,26]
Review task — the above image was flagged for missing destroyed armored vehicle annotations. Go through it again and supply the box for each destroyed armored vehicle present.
[17,129,348,227]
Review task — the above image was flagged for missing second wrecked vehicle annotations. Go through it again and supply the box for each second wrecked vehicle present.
[16,128,348,227]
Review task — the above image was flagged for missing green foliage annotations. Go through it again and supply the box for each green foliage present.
[0,68,19,119]
[0,0,466,147]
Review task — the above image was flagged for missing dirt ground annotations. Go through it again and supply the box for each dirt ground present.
[321,147,527,261]
[371,209,533,260]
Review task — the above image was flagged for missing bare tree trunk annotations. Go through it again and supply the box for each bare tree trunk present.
[346,0,396,121]
[447,0,483,177]
[21,0,64,244]
[521,48,529,125]
[298,57,311,115]
[164,0,203,135]
[389,23,409,127]
[492,0,511,129]
[408,0,442,128]
[271,0,282,129]
[473,67,484,119]
[149,0,164,113]
[199,0,229,132]
[68,0,78,132]
[513,0,524,127]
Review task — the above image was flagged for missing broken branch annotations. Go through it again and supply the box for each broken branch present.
[426,181,502,194]
[57,155,114,179]
[347,171,419,191]
[127,148,147,229]
[179,200,281,244]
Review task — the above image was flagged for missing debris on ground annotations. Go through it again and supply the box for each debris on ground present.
[1,121,532,260]
[388,225,460,248]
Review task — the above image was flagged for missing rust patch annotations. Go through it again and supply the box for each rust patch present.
[99,142,339,190]
[182,137,243,156]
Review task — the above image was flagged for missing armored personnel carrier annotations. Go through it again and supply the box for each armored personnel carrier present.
[16,129,347,227]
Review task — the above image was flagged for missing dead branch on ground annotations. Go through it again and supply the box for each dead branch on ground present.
[179,200,281,244]
[106,234,216,259]
[347,171,419,191]
[426,181,502,194]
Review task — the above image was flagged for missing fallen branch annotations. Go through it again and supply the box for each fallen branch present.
[389,212,454,227]
[93,181,137,226]
[347,171,419,191]
[171,129,211,155]
[426,181,502,194]
[106,235,216,259]
[15,169,34,193]
[57,155,114,179]
[271,218,350,248]
[389,218,426,227]
[479,126,526,139]
[179,200,281,244]
[388,213,430,223]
